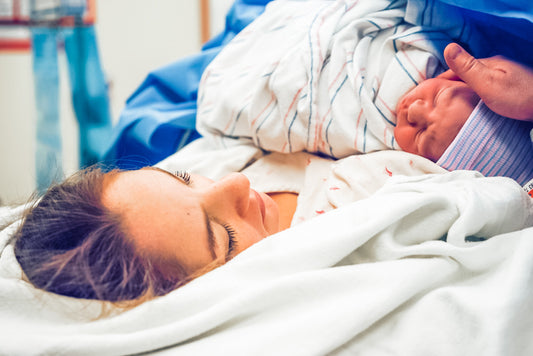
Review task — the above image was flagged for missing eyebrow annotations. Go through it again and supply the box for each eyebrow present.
[145,167,218,259]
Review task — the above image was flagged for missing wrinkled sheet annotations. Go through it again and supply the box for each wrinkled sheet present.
[1,139,533,355]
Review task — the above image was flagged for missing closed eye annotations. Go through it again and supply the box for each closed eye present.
[174,171,191,185]
[434,87,449,107]
[223,224,238,261]
[414,129,423,143]
[433,88,443,106]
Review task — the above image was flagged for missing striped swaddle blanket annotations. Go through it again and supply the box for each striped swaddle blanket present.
[197,0,452,158]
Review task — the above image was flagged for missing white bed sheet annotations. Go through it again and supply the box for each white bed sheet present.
[1,139,532,356]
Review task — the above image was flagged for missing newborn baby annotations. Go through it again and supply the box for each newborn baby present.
[394,73,480,162]
[394,74,533,186]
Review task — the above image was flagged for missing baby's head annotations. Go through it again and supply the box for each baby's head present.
[394,73,480,162]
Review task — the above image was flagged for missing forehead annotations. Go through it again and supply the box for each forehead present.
[101,168,215,273]
[416,77,461,95]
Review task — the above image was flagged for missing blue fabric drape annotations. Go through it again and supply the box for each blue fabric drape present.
[405,0,533,65]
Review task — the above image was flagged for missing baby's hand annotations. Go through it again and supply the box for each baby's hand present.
[444,43,533,121]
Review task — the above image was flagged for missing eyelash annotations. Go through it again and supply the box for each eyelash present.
[223,224,238,260]
[174,170,191,184]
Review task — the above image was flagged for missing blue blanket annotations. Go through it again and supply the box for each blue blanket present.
[103,0,533,168]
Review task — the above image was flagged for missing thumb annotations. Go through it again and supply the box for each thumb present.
[444,43,488,87]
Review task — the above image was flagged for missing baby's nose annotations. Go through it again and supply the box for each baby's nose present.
[407,99,429,127]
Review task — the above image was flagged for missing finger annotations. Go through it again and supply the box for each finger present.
[436,69,461,81]
[444,43,489,87]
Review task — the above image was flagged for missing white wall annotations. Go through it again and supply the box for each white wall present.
[96,0,202,122]
[209,0,234,38]
[0,52,37,205]
[0,0,203,205]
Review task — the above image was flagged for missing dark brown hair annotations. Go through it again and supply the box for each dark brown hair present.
[14,167,189,303]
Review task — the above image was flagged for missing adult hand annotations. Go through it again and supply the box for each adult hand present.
[443,43,533,121]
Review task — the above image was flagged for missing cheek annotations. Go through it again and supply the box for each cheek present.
[235,226,267,255]
[263,197,280,233]
[394,125,419,154]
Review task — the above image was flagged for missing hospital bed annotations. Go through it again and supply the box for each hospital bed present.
[1,0,533,355]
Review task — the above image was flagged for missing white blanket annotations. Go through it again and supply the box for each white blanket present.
[1,140,533,355]
[197,0,449,158]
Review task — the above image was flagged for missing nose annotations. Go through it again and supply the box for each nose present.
[202,173,250,217]
[407,99,429,128]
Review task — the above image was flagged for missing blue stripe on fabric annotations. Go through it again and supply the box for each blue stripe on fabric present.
[255,103,277,136]
[331,75,348,103]
[230,105,248,135]
[394,55,418,85]
[287,110,299,153]
[375,105,395,126]
[367,20,382,30]
[392,27,399,53]
[324,75,349,157]
[270,25,288,32]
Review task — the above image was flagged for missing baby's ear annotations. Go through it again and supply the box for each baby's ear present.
[436,69,462,81]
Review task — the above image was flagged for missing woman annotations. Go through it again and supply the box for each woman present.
[13,164,298,303]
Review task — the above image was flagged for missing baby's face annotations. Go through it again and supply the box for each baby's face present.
[394,77,480,162]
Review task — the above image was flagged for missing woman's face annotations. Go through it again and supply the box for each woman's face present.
[102,168,280,275]
[394,77,480,162]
